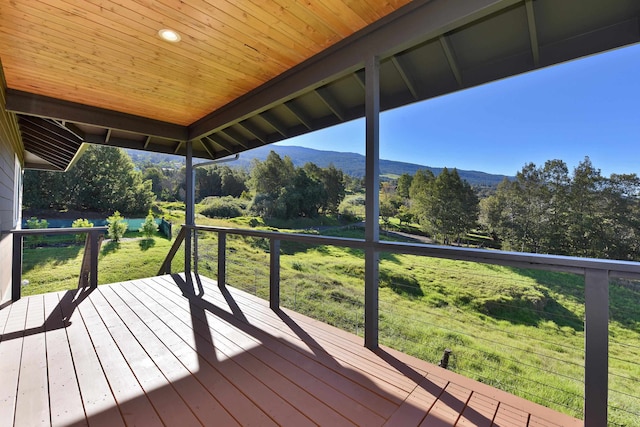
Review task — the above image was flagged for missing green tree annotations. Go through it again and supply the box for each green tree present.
[107,211,128,242]
[220,167,248,197]
[72,218,94,243]
[396,173,413,199]
[23,145,155,214]
[139,211,158,238]
[142,166,165,198]
[408,169,435,227]
[411,168,478,244]
[25,217,48,248]
[71,146,155,214]
[481,157,640,260]
[320,164,346,215]
[251,151,295,197]
[22,170,69,210]
[250,153,340,219]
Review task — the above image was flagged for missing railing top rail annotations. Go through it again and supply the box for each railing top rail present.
[12,226,108,236]
[377,241,640,278]
[189,224,640,279]
[190,224,369,249]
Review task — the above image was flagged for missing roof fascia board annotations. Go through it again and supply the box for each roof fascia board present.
[188,0,519,141]
[6,89,188,141]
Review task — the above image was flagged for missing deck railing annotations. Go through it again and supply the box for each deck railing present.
[11,227,107,301]
[162,223,640,427]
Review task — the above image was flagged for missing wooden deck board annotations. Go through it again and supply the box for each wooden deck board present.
[14,295,49,426]
[43,292,86,427]
[125,279,355,425]
[56,289,126,427]
[191,276,426,392]
[147,276,404,422]
[0,298,28,426]
[0,274,584,427]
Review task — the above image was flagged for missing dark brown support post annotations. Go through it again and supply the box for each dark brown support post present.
[584,268,609,427]
[218,232,226,287]
[185,141,194,277]
[12,233,23,301]
[364,54,380,350]
[89,230,99,288]
[270,239,280,310]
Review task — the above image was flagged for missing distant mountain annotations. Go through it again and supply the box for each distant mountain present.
[126,145,511,186]
[224,145,511,186]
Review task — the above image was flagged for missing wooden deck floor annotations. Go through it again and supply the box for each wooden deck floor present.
[0,274,582,426]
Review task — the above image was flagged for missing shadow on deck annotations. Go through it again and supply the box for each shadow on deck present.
[0,274,581,426]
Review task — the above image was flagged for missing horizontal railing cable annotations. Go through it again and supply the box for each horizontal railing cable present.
[379,301,586,372]
[379,314,585,385]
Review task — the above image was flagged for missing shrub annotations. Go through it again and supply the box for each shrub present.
[139,210,158,238]
[26,216,48,229]
[71,218,94,243]
[25,217,48,248]
[107,211,128,242]
[200,196,247,218]
[339,208,360,223]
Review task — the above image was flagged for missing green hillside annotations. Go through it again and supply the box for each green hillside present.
[126,145,512,186]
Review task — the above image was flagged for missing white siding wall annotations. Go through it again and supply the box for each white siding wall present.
[1,64,23,303]
[0,136,18,302]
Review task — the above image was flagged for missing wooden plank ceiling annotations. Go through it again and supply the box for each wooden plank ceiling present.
[1,0,639,170]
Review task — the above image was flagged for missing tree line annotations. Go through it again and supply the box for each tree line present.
[24,145,155,214]
[384,156,639,261]
[480,157,640,260]
[24,145,639,261]
[380,168,479,244]
[24,146,348,220]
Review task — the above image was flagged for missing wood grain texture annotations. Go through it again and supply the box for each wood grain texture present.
[0,0,411,125]
[0,274,583,426]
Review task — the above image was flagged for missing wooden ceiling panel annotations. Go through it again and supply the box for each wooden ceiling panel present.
[4,0,639,169]
[0,0,411,125]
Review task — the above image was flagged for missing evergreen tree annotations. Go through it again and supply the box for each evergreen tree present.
[23,145,155,214]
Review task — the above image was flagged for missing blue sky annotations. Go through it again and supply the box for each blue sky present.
[276,43,640,177]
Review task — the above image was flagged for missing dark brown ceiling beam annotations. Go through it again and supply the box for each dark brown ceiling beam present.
[84,133,151,152]
[391,56,419,100]
[439,35,463,88]
[236,121,267,144]
[173,141,183,154]
[525,0,540,67]
[315,87,345,121]
[353,72,366,90]
[24,161,64,171]
[6,89,189,141]
[188,0,520,140]
[19,130,79,157]
[207,135,235,154]
[538,18,639,67]
[219,128,249,149]
[143,135,152,149]
[19,116,82,145]
[258,112,288,137]
[22,137,74,164]
[57,121,85,140]
[283,101,313,130]
[199,138,217,158]
[105,128,113,143]
[23,143,69,170]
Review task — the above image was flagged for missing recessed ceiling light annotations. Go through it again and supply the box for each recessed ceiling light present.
[158,29,181,43]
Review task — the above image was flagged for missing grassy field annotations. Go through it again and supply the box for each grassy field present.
[189,228,639,425]
[18,204,640,426]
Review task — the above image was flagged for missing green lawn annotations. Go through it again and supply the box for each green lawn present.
[17,210,640,426]
[21,231,182,296]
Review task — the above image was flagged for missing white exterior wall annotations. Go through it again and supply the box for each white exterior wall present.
[0,137,19,303]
